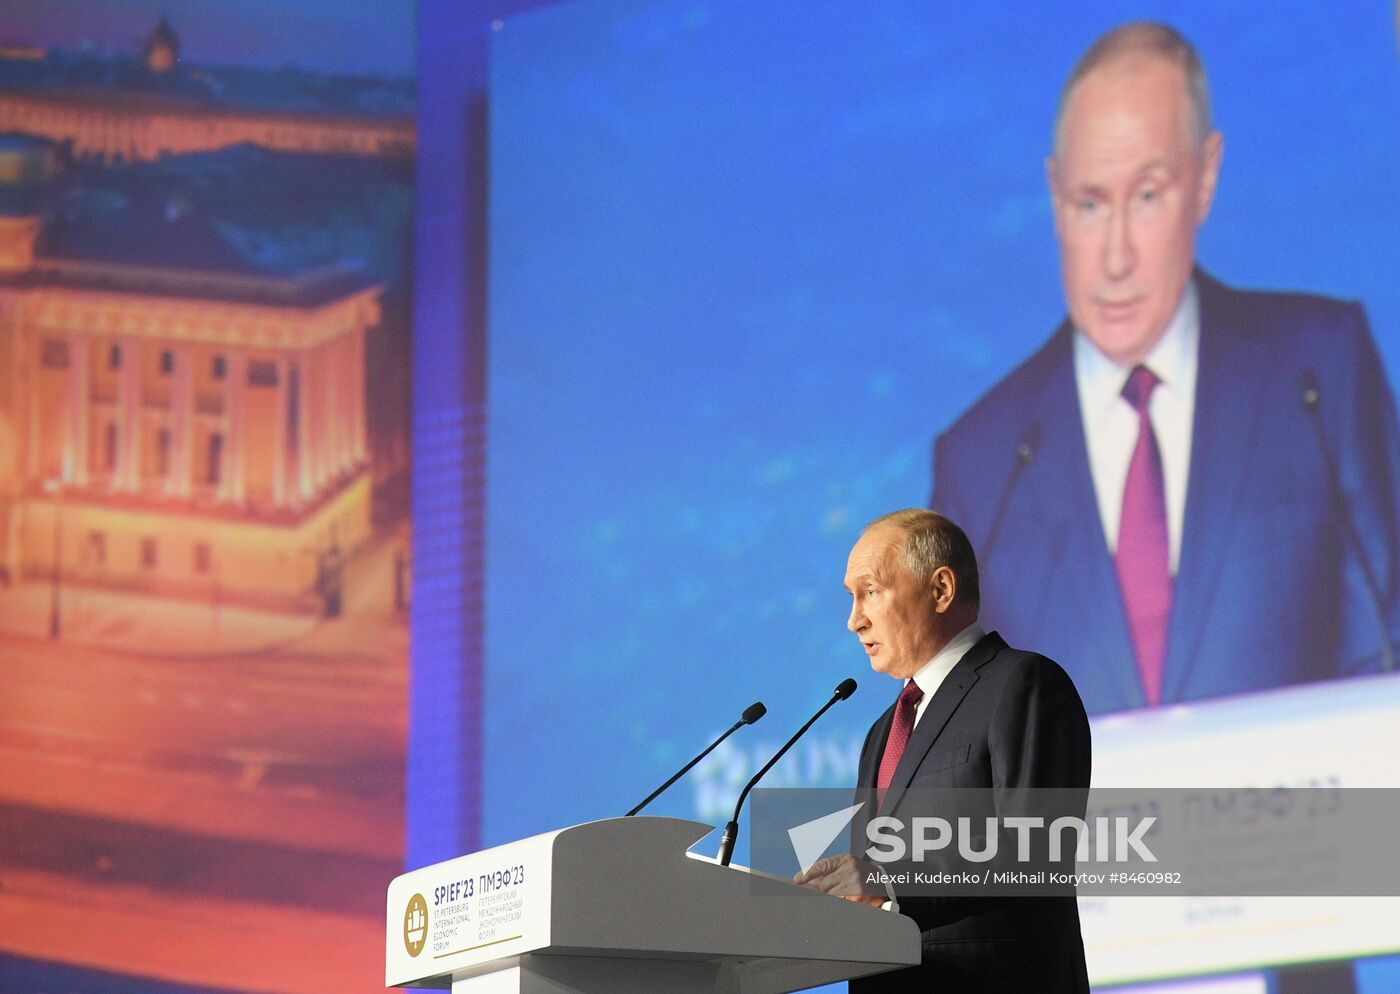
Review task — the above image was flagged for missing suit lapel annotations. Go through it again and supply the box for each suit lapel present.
[1025,329,1145,709]
[1161,272,1270,701]
[881,632,999,820]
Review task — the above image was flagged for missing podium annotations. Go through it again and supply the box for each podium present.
[386,817,921,993]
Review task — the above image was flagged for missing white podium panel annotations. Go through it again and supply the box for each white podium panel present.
[387,817,920,994]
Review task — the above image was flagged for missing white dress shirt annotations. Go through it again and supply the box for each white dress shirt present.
[1072,281,1199,574]
[908,621,987,727]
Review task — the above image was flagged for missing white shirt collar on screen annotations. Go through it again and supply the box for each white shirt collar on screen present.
[1073,280,1199,574]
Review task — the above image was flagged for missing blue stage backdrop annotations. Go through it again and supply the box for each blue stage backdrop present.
[412,1,1400,990]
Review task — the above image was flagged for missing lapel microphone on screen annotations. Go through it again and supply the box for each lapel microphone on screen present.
[716,678,858,867]
[625,701,767,817]
[978,420,1040,570]
[1299,369,1396,672]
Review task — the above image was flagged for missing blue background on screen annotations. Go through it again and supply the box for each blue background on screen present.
[483,0,1400,841]
[466,0,1400,987]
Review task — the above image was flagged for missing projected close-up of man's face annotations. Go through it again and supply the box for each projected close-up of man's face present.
[1049,52,1221,366]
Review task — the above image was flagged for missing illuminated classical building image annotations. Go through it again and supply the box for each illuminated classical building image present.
[0,18,414,621]
[0,12,413,993]
[0,137,387,614]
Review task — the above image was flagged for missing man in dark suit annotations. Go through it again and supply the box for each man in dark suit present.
[932,22,1400,716]
[798,508,1092,993]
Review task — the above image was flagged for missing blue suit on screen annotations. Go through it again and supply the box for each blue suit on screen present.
[931,271,1400,716]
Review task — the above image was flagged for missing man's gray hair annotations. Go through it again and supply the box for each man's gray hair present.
[863,508,980,604]
[1053,21,1212,155]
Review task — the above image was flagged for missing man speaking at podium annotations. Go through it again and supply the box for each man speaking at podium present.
[798,509,1092,993]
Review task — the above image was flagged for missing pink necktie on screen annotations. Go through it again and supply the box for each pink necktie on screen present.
[1116,365,1172,707]
[877,680,924,800]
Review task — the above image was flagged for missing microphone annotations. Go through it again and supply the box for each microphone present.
[716,678,857,866]
[625,701,766,816]
[978,421,1040,569]
[1299,370,1395,672]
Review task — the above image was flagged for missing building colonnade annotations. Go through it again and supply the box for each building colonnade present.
[24,290,374,515]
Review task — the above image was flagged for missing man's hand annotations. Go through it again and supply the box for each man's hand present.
[794,854,887,907]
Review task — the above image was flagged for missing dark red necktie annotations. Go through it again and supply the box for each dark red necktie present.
[1116,365,1172,707]
[877,680,925,794]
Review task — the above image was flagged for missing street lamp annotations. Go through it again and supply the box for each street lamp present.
[43,477,63,639]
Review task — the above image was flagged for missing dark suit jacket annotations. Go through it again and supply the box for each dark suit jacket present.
[851,630,1092,994]
[932,272,1400,716]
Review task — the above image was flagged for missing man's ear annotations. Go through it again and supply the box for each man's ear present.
[1195,130,1224,225]
[1045,155,1064,234]
[930,565,957,614]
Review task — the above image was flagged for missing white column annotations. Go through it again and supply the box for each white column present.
[326,336,343,478]
[167,344,193,498]
[116,337,142,491]
[338,332,355,472]
[310,343,329,490]
[320,339,336,481]
[272,355,289,507]
[351,326,366,464]
[314,342,331,488]
[64,333,90,485]
[295,353,314,500]
[221,351,247,504]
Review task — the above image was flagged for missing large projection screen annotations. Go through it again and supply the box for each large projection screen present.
[481,2,1400,988]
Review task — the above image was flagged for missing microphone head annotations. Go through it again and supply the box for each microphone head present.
[1300,369,1320,411]
[741,701,767,725]
[834,678,858,700]
[1016,421,1041,465]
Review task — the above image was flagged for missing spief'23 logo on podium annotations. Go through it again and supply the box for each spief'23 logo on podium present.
[403,893,428,957]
